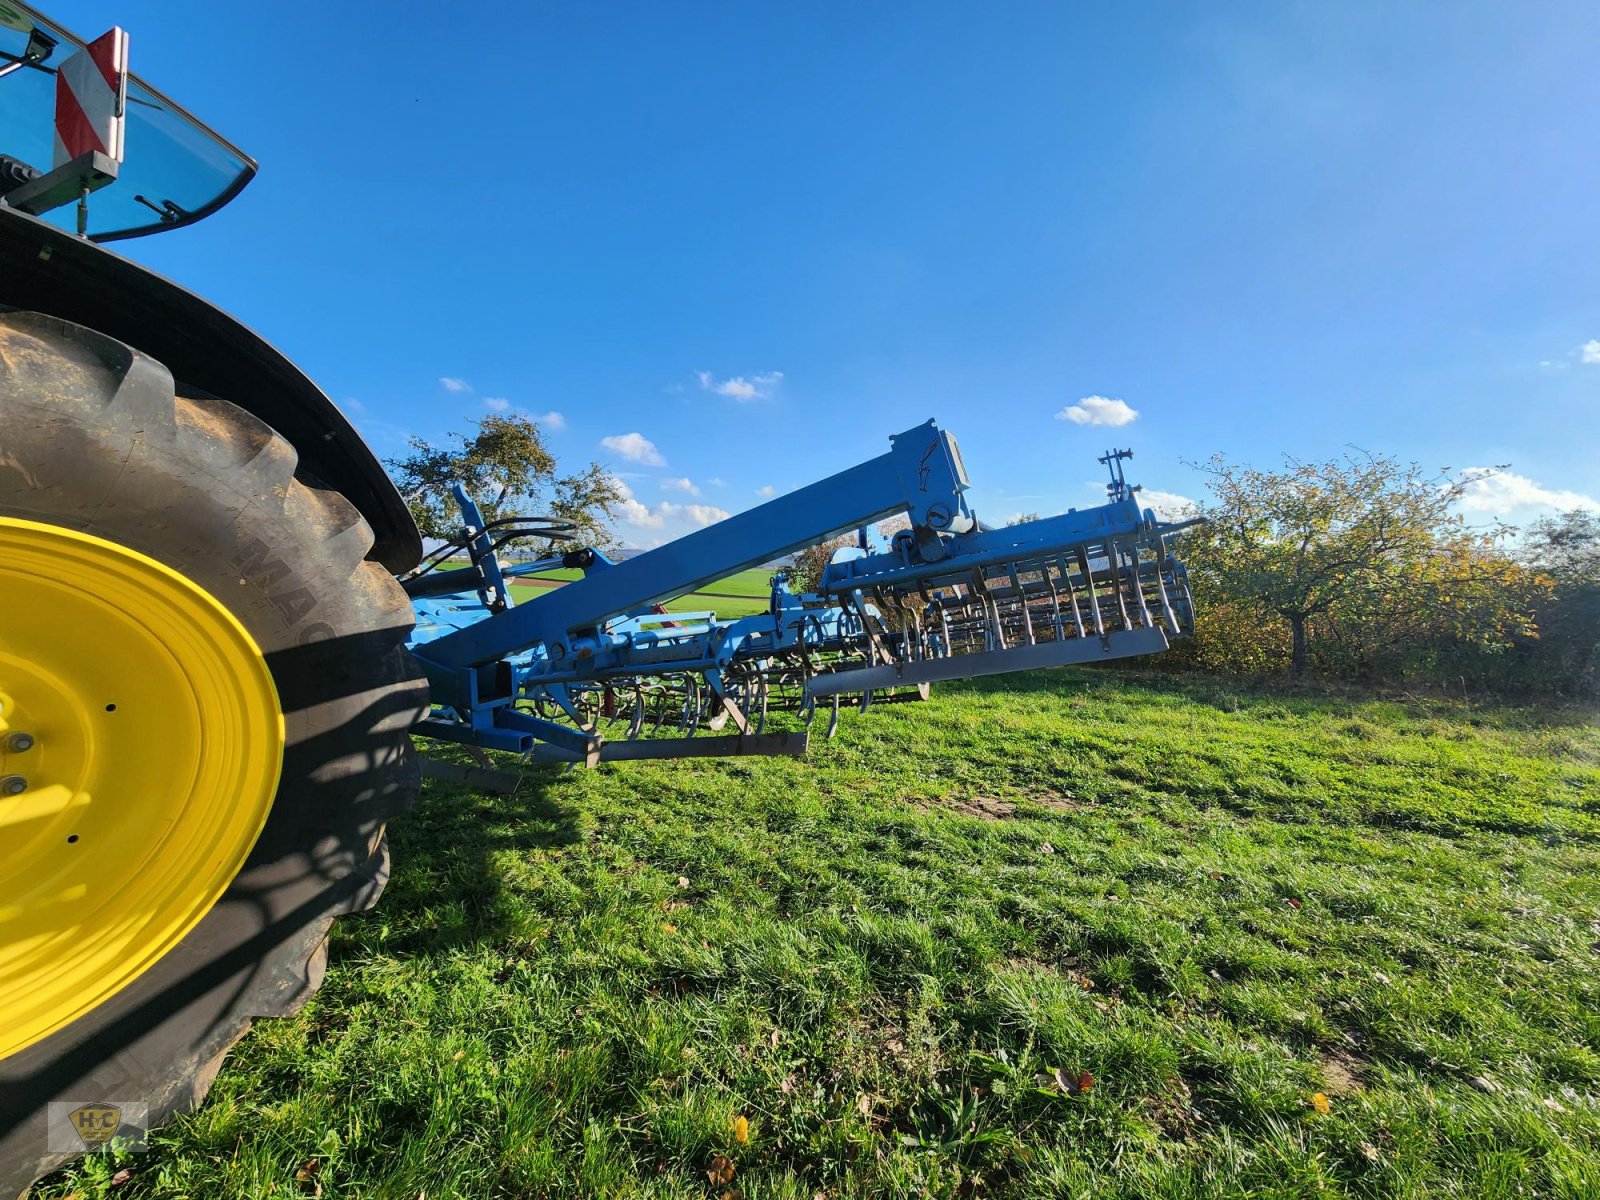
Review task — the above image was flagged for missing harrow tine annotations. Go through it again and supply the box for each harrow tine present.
[1126,539,1153,628]
[1076,546,1106,639]
[1153,555,1181,633]
[1006,561,1035,645]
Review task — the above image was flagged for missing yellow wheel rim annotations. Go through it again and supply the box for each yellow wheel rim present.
[0,517,283,1059]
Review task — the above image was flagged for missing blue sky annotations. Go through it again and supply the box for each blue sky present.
[49,0,1600,546]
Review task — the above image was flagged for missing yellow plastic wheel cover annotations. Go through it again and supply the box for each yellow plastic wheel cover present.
[0,517,284,1059]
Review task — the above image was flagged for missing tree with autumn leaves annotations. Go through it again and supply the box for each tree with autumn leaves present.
[1173,450,1590,691]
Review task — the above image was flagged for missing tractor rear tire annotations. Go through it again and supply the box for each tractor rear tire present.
[0,312,425,1195]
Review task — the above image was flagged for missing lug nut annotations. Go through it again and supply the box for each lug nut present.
[0,776,26,796]
[5,732,34,753]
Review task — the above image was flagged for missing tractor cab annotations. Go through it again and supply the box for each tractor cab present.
[0,0,253,240]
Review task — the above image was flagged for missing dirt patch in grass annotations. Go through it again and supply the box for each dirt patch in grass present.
[944,795,1017,820]
[1319,1048,1368,1096]
[1027,791,1087,812]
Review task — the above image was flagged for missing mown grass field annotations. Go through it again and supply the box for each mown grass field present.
[508,566,775,620]
[39,672,1600,1199]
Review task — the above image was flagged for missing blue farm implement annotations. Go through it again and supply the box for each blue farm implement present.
[402,423,1198,767]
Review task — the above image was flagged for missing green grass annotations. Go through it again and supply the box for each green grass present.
[39,672,1600,1198]
[509,566,776,620]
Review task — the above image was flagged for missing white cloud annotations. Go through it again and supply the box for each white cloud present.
[1137,488,1200,519]
[535,410,567,431]
[756,484,776,498]
[483,396,510,413]
[697,369,784,401]
[662,476,701,496]
[1457,468,1599,515]
[609,478,729,535]
[600,432,666,466]
[440,377,472,393]
[1056,395,1139,427]
[610,477,664,528]
[707,477,727,488]
[663,502,731,527]
[1582,339,1600,365]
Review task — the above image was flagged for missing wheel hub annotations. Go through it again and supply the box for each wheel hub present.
[0,517,284,1059]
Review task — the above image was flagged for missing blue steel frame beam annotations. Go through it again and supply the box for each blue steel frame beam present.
[821,496,1150,594]
[416,421,974,671]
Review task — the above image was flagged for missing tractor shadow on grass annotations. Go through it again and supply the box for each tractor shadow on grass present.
[338,757,583,960]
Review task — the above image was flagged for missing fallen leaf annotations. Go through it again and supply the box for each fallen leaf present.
[1360,1142,1380,1163]
[677,875,691,889]
[780,1075,796,1094]
[1469,1074,1501,1094]
[1039,842,1055,855]
[1310,1092,1331,1114]
[1042,1068,1094,1095]
[296,1159,320,1182]
[721,1191,744,1200]
[732,1114,750,1144]
[1286,898,1303,910]
[661,923,678,934]
[856,1094,873,1118]
[109,1170,133,1189]
[708,1154,736,1186]
[768,1029,781,1049]
[1543,1097,1568,1113]
[452,1050,465,1061]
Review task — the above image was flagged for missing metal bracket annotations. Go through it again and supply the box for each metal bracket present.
[2,151,118,218]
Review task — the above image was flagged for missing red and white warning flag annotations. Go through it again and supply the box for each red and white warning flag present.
[53,27,128,167]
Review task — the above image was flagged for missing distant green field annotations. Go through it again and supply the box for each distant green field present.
[508,564,777,620]
[430,560,775,619]
[40,672,1600,1198]
[512,564,773,595]
[422,563,777,620]
[654,592,770,620]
